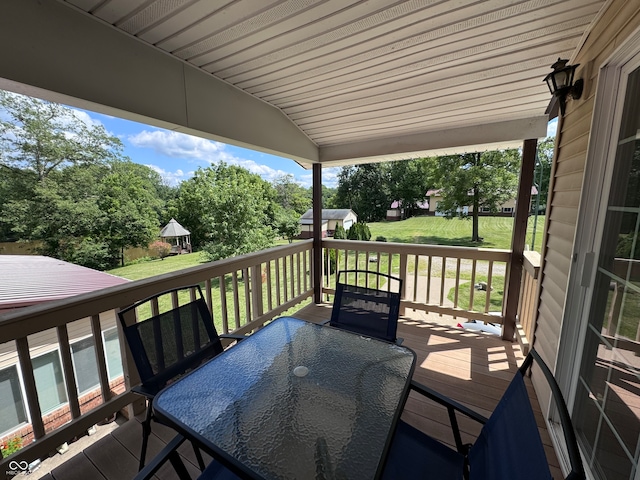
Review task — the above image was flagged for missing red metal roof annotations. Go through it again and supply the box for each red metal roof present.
[0,256,129,313]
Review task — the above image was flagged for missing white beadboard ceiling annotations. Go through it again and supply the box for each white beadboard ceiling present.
[3,0,606,167]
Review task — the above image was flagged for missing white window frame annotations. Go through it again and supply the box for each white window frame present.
[0,364,30,438]
[31,349,68,415]
[70,335,101,395]
[556,27,640,480]
[101,327,124,382]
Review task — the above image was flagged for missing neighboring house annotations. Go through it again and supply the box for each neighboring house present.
[426,187,538,216]
[386,199,429,221]
[159,218,192,254]
[298,209,357,238]
[0,256,129,445]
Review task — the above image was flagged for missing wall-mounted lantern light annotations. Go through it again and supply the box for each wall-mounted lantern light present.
[543,58,583,115]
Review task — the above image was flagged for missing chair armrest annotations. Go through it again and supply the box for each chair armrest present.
[220,333,248,341]
[410,380,488,424]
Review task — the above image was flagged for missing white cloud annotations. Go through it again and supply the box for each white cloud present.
[145,164,191,186]
[129,130,226,162]
[300,167,340,188]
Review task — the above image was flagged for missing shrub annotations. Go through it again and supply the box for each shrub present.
[1,437,23,458]
[375,236,387,242]
[333,225,346,239]
[347,222,371,241]
[149,240,172,259]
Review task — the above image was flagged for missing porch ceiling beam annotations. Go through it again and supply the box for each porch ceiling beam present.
[317,117,548,166]
[0,0,318,165]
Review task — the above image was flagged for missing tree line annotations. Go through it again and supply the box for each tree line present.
[0,91,335,270]
[0,90,553,270]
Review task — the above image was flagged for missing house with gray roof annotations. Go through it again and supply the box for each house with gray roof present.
[299,209,357,238]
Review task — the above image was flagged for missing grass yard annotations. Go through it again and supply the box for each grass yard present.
[108,252,206,280]
[368,215,545,252]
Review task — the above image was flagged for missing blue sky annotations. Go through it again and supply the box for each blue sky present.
[80,109,339,188]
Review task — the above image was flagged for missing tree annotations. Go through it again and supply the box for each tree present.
[1,161,162,269]
[275,208,301,243]
[334,164,389,221]
[388,159,433,219]
[272,174,311,214]
[176,163,277,260]
[0,91,124,180]
[431,149,521,242]
[97,161,163,266]
[534,137,555,212]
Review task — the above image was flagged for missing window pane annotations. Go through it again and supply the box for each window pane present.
[33,351,67,413]
[574,65,640,479]
[0,366,27,435]
[71,337,100,394]
[103,328,123,380]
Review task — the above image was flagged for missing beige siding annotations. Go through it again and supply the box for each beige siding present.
[533,0,640,411]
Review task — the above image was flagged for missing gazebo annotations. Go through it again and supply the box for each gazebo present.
[159,218,191,255]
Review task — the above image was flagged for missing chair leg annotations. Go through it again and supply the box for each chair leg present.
[139,403,153,471]
[192,442,206,471]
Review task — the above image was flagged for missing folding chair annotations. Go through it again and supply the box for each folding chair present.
[118,284,245,472]
[326,269,403,344]
[382,348,585,480]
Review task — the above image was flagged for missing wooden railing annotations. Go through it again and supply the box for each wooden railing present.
[516,251,541,354]
[0,240,312,471]
[1,238,539,471]
[321,239,511,324]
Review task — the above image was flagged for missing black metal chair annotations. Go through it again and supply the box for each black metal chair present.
[118,284,245,472]
[326,269,403,344]
[382,348,585,480]
[133,433,240,480]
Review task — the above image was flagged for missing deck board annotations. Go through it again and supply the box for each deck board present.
[40,302,562,480]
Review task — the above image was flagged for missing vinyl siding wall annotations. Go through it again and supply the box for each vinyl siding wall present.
[534,0,640,410]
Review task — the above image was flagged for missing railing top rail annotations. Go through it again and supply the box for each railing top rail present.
[322,238,511,260]
[0,240,312,341]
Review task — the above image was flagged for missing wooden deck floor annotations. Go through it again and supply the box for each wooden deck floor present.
[36,303,561,480]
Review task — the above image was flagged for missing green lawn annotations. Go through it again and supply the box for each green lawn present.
[368,215,545,252]
[108,252,206,280]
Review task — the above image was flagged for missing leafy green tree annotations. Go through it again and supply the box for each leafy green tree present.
[275,207,301,243]
[0,91,124,180]
[177,163,276,260]
[388,159,433,219]
[2,161,162,268]
[334,164,389,221]
[432,150,520,242]
[272,174,311,215]
[534,137,555,212]
[97,161,163,265]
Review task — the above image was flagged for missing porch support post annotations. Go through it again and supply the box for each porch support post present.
[503,138,538,341]
[313,163,323,303]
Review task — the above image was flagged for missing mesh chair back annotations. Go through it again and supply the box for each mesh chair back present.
[469,348,585,480]
[118,285,224,394]
[330,270,402,343]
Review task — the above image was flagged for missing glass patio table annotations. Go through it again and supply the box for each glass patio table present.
[153,316,416,480]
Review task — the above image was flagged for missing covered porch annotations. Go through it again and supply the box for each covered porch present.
[32,302,561,480]
[0,238,548,477]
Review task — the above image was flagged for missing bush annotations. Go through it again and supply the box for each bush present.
[375,236,387,242]
[333,225,346,239]
[347,222,371,241]
[149,240,172,259]
[1,437,23,458]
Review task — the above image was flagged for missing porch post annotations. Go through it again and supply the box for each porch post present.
[503,138,538,341]
[313,163,322,303]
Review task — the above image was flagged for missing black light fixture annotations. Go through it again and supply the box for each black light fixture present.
[543,58,583,115]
